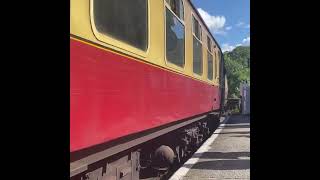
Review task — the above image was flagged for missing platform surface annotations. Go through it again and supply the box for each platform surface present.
[170,114,250,180]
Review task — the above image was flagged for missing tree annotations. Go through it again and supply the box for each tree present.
[223,46,250,98]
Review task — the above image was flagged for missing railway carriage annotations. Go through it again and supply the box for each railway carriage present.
[70,0,227,179]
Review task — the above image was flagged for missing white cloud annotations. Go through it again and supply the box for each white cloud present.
[215,30,227,35]
[236,21,245,27]
[222,36,250,53]
[226,26,232,31]
[236,21,250,29]
[242,36,250,46]
[222,43,236,52]
[197,8,226,35]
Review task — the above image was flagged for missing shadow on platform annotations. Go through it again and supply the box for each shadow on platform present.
[231,135,250,138]
[182,151,250,170]
[218,124,250,129]
[213,131,249,135]
[192,151,250,159]
[225,115,250,124]
[183,159,250,170]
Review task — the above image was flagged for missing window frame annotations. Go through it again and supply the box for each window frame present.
[214,50,218,80]
[164,0,186,72]
[89,0,150,58]
[206,35,214,82]
[191,13,203,77]
[207,36,212,53]
[215,49,220,82]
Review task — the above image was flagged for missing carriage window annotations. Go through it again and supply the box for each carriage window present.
[214,51,218,79]
[165,6,185,67]
[207,51,213,80]
[192,16,202,75]
[207,36,212,52]
[166,0,184,20]
[216,51,221,79]
[193,16,201,40]
[93,0,148,51]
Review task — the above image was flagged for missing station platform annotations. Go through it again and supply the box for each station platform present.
[170,114,250,180]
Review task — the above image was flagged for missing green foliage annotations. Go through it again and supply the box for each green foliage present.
[224,46,250,98]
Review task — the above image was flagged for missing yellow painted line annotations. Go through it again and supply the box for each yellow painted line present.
[70,36,220,87]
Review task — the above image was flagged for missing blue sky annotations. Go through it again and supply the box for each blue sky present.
[191,0,250,52]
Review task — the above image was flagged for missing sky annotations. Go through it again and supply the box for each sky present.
[191,0,250,52]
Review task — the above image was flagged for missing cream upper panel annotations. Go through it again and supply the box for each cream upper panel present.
[70,0,219,86]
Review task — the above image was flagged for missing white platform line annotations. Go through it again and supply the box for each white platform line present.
[169,116,230,180]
